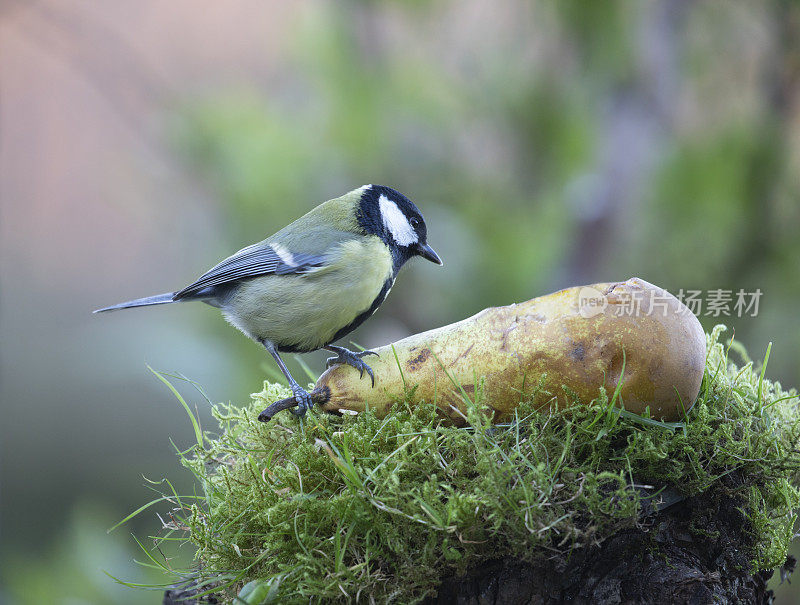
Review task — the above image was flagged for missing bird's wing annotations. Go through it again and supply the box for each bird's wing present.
[173,241,327,300]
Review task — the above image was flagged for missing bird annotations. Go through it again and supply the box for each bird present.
[94,185,442,416]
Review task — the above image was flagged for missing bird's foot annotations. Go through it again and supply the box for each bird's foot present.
[289,385,314,417]
[326,347,378,386]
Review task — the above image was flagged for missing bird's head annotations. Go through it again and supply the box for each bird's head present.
[355,184,442,271]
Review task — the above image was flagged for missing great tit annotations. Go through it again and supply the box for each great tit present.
[95,185,442,416]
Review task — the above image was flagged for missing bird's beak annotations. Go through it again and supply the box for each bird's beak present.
[416,242,443,265]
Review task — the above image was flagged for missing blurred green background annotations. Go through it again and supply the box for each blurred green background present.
[2,0,799,602]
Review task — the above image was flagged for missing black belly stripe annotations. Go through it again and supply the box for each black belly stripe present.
[276,277,395,354]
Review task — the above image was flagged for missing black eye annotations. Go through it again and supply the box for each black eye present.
[410,217,421,228]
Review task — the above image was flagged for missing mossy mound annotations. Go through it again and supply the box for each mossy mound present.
[155,326,800,603]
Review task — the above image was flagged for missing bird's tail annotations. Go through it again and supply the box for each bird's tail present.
[93,292,176,313]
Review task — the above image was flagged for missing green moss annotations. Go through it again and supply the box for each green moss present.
[147,326,800,603]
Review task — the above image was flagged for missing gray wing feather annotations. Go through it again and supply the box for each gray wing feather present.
[174,243,326,300]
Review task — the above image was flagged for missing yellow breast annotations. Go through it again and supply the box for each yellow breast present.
[223,236,394,352]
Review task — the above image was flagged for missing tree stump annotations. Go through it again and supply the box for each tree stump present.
[428,476,795,605]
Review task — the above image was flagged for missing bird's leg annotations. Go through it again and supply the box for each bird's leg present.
[262,340,314,416]
[324,345,379,387]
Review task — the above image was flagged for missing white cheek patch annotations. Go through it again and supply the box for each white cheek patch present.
[378,194,418,246]
[271,243,297,267]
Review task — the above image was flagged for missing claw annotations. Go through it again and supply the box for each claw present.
[325,347,378,387]
[289,386,314,417]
